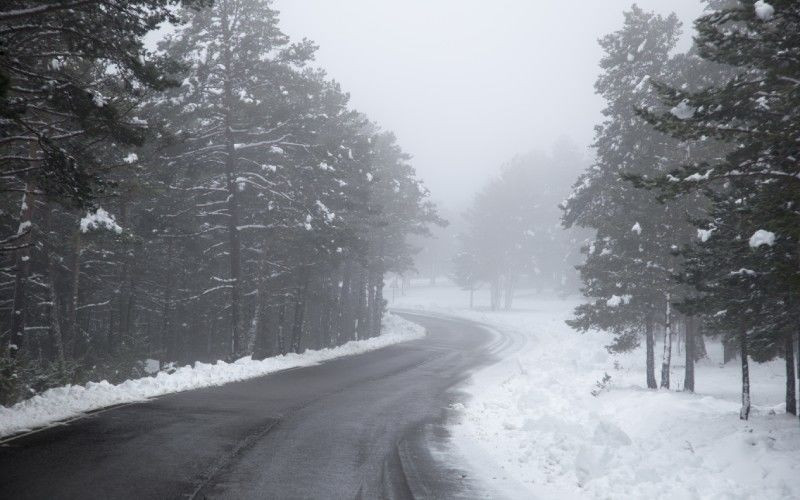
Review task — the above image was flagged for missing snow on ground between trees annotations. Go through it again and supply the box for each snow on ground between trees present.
[0,314,425,438]
[392,284,800,499]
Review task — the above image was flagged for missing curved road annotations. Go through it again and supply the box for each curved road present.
[0,312,500,499]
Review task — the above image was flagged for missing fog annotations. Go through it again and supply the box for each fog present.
[276,0,705,208]
[2,2,797,495]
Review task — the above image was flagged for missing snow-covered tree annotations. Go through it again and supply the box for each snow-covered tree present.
[563,6,693,390]
[639,0,800,419]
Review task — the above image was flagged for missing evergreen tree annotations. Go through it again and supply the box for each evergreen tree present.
[639,0,800,419]
[563,6,691,390]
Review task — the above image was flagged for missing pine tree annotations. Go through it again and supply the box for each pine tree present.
[155,0,316,356]
[639,0,800,419]
[563,7,694,390]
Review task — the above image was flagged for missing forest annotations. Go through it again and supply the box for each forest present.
[0,0,439,405]
[558,1,799,422]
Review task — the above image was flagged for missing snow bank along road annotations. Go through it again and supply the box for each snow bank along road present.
[0,312,505,500]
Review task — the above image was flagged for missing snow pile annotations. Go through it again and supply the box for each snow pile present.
[79,207,123,234]
[697,227,715,242]
[755,1,775,21]
[391,285,800,499]
[606,294,632,307]
[670,100,696,120]
[749,229,776,249]
[0,313,425,438]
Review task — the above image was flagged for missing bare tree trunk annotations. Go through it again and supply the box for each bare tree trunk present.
[252,290,272,360]
[645,315,657,389]
[684,315,696,392]
[490,278,500,311]
[723,338,737,364]
[68,229,81,358]
[367,266,378,338]
[356,265,368,340]
[339,259,353,342]
[503,277,514,311]
[321,275,334,346]
[740,329,751,420]
[290,273,309,353]
[660,293,673,389]
[221,2,242,357]
[369,263,385,338]
[161,239,175,360]
[694,328,707,360]
[47,251,65,363]
[786,332,796,415]
[8,188,35,360]
[276,303,287,355]
[44,206,65,362]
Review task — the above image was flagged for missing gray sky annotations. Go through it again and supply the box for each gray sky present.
[274,0,706,208]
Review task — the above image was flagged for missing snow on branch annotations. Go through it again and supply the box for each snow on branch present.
[79,207,122,234]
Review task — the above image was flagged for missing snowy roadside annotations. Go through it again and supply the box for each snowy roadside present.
[391,285,800,499]
[0,313,425,439]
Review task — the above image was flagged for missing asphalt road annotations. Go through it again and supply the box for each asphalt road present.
[0,312,498,500]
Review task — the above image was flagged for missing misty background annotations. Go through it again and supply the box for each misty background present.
[276,0,704,207]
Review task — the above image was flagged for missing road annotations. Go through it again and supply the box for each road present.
[0,312,500,500]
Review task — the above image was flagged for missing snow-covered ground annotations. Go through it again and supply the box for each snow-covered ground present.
[0,313,425,439]
[391,283,800,500]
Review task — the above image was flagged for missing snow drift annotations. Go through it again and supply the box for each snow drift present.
[0,313,425,438]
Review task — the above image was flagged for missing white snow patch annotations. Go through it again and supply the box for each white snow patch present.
[79,207,122,234]
[749,229,776,249]
[606,294,632,307]
[123,153,138,164]
[755,1,775,21]
[684,169,713,182]
[631,222,641,235]
[0,313,425,438]
[92,92,107,107]
[670,100,696,120]
[390,285,800,500]
[698,227,715,242]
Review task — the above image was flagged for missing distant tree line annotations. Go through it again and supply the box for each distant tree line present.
[454,146,587,310]
[0,0,439,405]
[563,1,798,422]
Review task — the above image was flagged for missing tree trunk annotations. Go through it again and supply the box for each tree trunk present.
[248,286,262,355]
[740,329,751,420]
[645,315,657,389]
[356,266,368,340]
[370,263,385,338]
[684,315,696,392]
[339,259,353,342]
[786,332,796,415]
[44,206,65,362]
[252,291,271,360]
[723,338,737,364]
[694,328,708,361]
[9,189,35,360]
[366,266,378,338]
[161,239,175,360]
[67,229,81,358]
[503,277,514,311]
[660,294,673,389]
[221,3,242,357]
[290,274,309,353]
[490,278,500,311]
[276,303,287,355]
[321,275,334,347]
